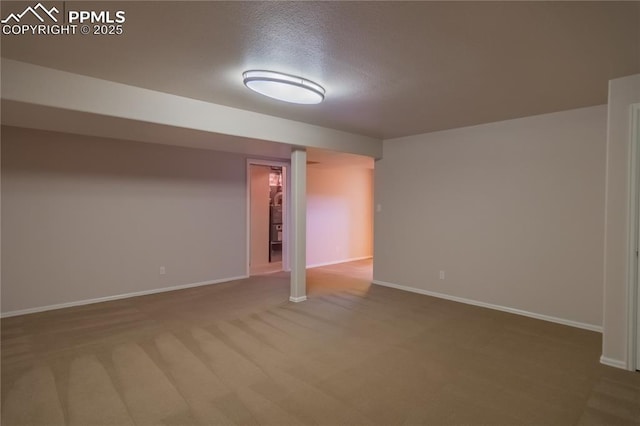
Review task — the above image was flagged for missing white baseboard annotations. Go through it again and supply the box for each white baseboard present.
[0,275,249,318]
[372,279,603,333]
[307,256,372,269]
[600,356,628,370]
[289,296,307,303]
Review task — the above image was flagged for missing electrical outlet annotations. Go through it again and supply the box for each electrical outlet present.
[160,266,166,275]
[439,270,445,280]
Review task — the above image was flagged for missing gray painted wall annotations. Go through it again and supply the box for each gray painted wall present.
[374,105,607,329]
[1,126,247,314]
[602,73,640,366]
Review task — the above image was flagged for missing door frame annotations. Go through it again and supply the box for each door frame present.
[628,104,640,370]
[246,158,289,276]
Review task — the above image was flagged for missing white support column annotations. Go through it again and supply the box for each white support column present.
[290,149,307,302]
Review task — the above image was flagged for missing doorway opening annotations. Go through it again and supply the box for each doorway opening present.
[268,167,284,263]
[248,160,288,276]
[629,103,640,371]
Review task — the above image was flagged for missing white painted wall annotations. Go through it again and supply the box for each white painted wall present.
[306,164,373,267]
[602,73,640,368]
[374,105,607,330]
[1,126,248,315]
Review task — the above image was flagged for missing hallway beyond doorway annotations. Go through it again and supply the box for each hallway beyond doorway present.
[251,261,283,276]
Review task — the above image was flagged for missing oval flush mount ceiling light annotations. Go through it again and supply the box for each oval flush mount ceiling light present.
[242,70,325,105]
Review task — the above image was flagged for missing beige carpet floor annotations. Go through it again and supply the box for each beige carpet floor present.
[2,259,640,425]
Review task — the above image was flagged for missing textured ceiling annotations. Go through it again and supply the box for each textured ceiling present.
[1,1,639,139]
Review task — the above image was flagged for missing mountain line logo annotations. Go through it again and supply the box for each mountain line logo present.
[1,2,59,24]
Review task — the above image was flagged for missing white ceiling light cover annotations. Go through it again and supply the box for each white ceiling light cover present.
[243,70,325,104]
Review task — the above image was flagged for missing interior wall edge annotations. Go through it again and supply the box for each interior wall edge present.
[307,256,373,269]
[0,274,249,319]
[372,279,603,333]
[599,356,628,370]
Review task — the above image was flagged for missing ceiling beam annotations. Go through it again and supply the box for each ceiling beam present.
[1,59,382,159]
